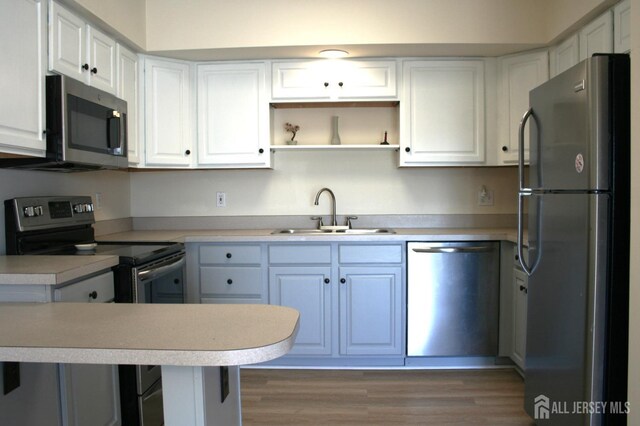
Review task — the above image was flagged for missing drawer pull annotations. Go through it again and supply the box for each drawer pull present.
[226,253,232,259]
[227,279,233,285]
[88,291,98,300]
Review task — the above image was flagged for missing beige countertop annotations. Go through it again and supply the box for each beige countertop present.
[0,255,119,285]
[98,227,521,244]
[0,303,299,366]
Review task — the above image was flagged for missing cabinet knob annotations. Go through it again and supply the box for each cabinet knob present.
[227,279,233,285]
[91,67,98,74]
[519,285,527,294]
[324,278,330,284]
[324,82,329,87]
[174,278,180,284]
[185,149,191,156]
[338,82,343,87]
[88,291,98,300]
[405,147,411,153]
[515,255,519,261]
[340,278,346,284]
[226,253,232,259]
[82,63,89,71]
[502,146,508,152]
[258,148,264,154]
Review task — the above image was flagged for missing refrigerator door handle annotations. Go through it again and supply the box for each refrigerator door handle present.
[518,108,536,193]
[517,192,539,276]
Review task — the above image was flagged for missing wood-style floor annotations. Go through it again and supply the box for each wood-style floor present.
[241,368,535,425]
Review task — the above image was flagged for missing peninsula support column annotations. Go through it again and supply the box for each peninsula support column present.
[161,365,241,426]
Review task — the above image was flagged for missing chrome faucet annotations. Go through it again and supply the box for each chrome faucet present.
[314,188,337,226]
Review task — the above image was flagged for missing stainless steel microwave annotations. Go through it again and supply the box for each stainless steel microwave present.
[0,75,128,171]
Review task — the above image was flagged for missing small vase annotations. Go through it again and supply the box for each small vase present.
[286,139,297,145]
[330,116,341,145]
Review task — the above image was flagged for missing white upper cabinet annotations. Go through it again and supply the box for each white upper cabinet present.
[400,60,485,166]
[497,50,548,165]
[549,34,579,78]
[197,63,270,168]
[143,57,195,167]
[0,0,46,157]
[579,10,614,60]
[614,0,631,53]
[271,60,397,101]
[116,44,140,165]
[49,1,116,94]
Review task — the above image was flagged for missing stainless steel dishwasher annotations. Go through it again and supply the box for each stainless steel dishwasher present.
[407,242,499,357]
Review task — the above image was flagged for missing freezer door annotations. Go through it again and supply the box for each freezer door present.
[528,56,611,191]
[524,192,610,425]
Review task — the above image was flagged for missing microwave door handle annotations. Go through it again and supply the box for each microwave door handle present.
[107,111,123,152]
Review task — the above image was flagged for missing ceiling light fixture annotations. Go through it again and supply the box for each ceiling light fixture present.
[319,49,349,59]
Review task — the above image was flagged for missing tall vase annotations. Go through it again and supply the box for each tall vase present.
[330,116,341,145]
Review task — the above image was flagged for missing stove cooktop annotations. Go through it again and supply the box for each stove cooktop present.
[47,242,184,266]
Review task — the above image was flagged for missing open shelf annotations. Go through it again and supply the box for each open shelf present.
[270,101,399,109]
[270,144,399,151]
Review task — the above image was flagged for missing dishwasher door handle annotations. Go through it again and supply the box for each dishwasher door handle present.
[412,246,495,254]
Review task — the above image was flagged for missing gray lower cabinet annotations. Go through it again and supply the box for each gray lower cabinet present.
[512,266,528,370]
[269,266,333,356]
[0,271,120,426]
[191,241,406,362]
[268,243,405,359]
[339,266,403,355]
[55,272,121,426]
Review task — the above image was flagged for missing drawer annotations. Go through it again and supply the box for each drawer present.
[268,245,331,264]
[200,245,261,265]
[339,244,402,264]
[200,267,262,297]
[55,271,114,303]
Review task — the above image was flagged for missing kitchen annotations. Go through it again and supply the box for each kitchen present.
[0,0,638,425]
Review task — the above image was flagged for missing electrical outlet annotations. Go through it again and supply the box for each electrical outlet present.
[216,192,226,208]
[95,192,103,210]
[478,187,494,206]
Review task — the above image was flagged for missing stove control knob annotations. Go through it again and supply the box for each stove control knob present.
[73,204,83,214]
[34,206,44,217]
[82,203,90,212]
[23,206,35,217]
[86,203,94,212]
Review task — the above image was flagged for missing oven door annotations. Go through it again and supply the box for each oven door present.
[133,252,186,395]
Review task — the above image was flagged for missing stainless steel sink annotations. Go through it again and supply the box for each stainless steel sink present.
[271,228,395,235]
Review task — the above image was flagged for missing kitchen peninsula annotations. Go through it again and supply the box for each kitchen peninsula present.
[0,303,299,426]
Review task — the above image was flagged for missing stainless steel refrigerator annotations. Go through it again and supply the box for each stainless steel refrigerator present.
[517,54,629,425]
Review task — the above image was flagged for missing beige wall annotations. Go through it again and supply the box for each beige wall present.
[542,0,617,42]
[65,0,146,49]
[145,0,546,54]
[628,0,639,422]
[129,153,518,217]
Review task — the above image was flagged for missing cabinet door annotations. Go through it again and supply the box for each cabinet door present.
[116,44,140,164]
[49,1,86,81]
[269,267,332,356]
[614,0,631,53]
[197,63,269,167]
[400,60,485,165]
[497,50,548,164]
[512,268,528,370]
[550,34,579,78]
[0,0,46,156]
[339,266,402,355]
[59,364,121,426]
[335,60,397,99]
[271,61,331,100]
[86,25,116,94]
[144,57,194,166]
[579,11,613,60]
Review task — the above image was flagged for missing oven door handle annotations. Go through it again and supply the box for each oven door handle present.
[137,255,186,282]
